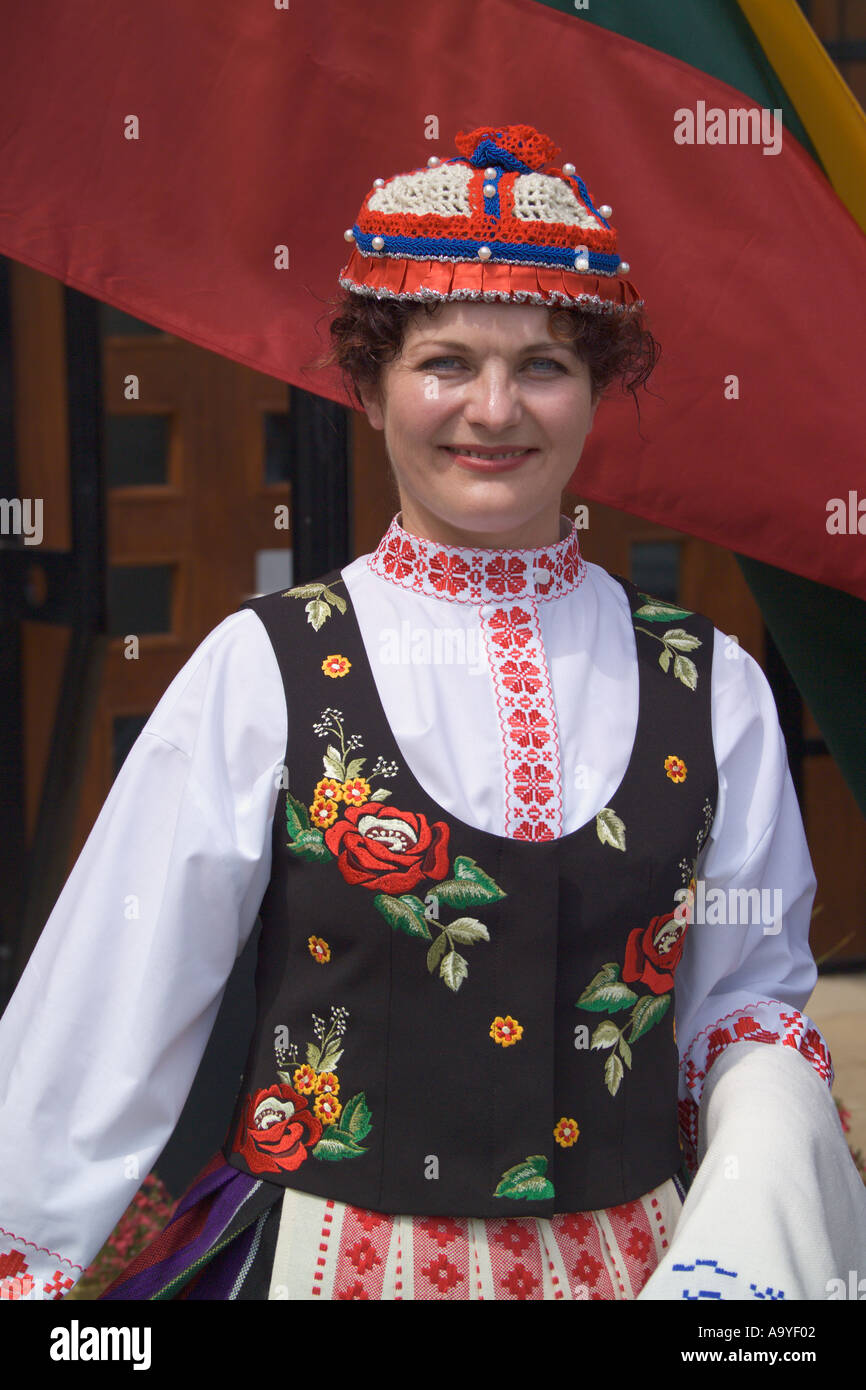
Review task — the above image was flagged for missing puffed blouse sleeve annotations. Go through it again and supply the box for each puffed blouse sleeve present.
[0,608,286,1299]
[640,629,866,1300]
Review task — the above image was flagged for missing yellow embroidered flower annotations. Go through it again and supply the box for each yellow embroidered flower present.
[309,797,339,829]
[664,755,687,783]
[315,1070,340,1097]
[293,1064,318,1095]
[322,654,351,678]
[343,777,372,807]
[554,1117,580,1148]
[308,936,331,964]
[490,1015,523,1047]
[314,1093,342,1126]
[313,777,344,805]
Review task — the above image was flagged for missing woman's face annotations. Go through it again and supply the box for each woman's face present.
[360,301,600,549]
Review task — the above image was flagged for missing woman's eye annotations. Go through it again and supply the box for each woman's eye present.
[526,358,566,372]
[422,357,461,369]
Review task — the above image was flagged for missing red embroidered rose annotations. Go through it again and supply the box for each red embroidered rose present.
[622,910,688,994]
[324,803,450,894]
[233,1083,322,1175]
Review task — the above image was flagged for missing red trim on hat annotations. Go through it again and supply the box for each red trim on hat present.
[338,245,642,312]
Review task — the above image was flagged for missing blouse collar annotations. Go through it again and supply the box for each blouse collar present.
[367,512,586,603]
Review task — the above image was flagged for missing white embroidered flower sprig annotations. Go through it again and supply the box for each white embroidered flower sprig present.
[313,708,397,799]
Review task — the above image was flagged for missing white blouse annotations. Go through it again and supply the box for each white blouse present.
[0,512,861,1301]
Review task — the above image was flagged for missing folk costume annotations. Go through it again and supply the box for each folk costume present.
[1,125,864,1302]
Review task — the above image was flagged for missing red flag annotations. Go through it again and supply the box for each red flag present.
[1,0,864,595]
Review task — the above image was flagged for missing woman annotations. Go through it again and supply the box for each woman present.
[1,124,863,1302]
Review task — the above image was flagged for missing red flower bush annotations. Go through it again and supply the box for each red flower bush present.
[622,910,688,994]
[324,803,450,894]
[233,1084,323,1175]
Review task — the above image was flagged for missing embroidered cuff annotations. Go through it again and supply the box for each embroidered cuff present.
[0,1229,82,1300]
[676,1001,833,1175]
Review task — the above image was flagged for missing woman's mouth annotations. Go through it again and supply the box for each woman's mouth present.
[441,446,537,473]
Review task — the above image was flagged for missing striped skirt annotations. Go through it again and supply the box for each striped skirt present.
[100,1155,688,1300]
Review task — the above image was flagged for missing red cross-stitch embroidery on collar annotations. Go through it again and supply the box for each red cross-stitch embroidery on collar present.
[368,514,586,604]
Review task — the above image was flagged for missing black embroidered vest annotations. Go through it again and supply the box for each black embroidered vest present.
[222,570,717,1216]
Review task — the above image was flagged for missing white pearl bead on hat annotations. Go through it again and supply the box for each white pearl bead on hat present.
[483,183,496,197]
[343,229,355,241]
[484,166,498,179]
[562,162,576,176]
[373,177,385,187]
[427,155,441,167]
[598,204,612,218]
[619,260,630,273]
[371,235,385,250]
[477,245,492,261]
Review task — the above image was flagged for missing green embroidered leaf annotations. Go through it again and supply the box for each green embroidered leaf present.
[320,587,347,614]
[323,744,345,780]
[578,980,638,1013]
[399,893,428,918]
[286,830,332,862]
[673,653,698,691]
[312,1132,368,1161]
[494,1155,555,1202]
[340,1092,372,1142]
[433,856,506,907]
[577,962,620,998]
[634,598,694,621]
[306,598,331,631]
[440,949,469,992]
[628,992,671,1043]
[658,647,671,674]
[596,807,626,852]
[618,1035,633,1070]
[605,1051,624,1097]
[662,628,702,652]
[426,932,449,974]
[444,917,490,945]
[306,1041,322,1070]
[276,1069,295,1087]
[374,892,432,939]
[344,757,366,780]
[285,792,311,839]
[368,788,391,802]
[318,1043,344,1073]
[283,582,327,599]
[590,1020,621,1050]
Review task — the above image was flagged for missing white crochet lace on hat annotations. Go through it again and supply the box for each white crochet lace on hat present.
[368,165,473,218]
[512,173,602,229]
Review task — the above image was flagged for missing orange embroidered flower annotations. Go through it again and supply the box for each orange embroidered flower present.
[490,1015,523,1047]
[315,1070,340,1097]
[322,654,351,678]
[314,1093,342,1126]
[664,755,687,783]
[308,936,331,964]
[554,1117,580,1148]
[310,797,339,829]
[293,1064,318,1095]
[342,777,372,807]
[314,777,344,806]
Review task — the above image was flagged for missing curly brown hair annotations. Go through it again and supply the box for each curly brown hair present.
[318,290,661,417]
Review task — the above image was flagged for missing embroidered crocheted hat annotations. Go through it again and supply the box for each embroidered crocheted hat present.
[339,123,642,314]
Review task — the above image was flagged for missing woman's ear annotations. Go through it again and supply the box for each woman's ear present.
[359,384,385,431]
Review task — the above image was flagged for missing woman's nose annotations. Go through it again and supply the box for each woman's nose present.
[461,365,523,431]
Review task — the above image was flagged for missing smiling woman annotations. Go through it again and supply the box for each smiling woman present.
[2,122,862,1307]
